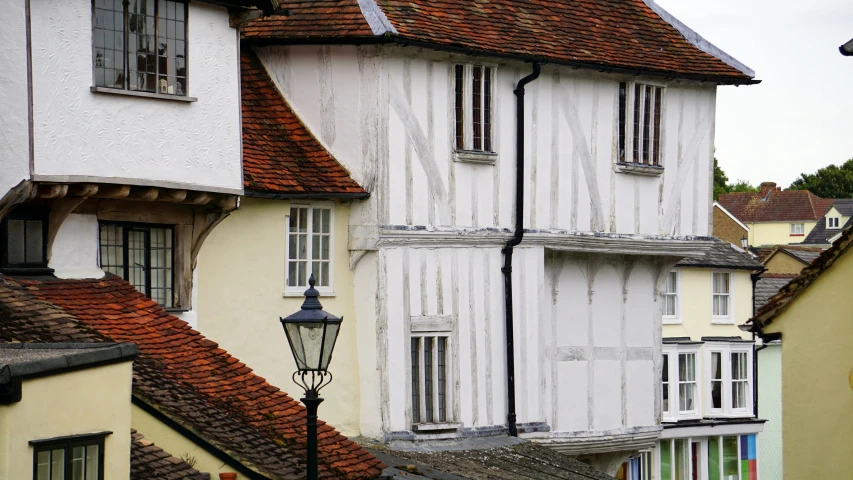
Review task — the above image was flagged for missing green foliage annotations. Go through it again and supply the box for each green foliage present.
[789,158,853,198]
[713,158,758,200]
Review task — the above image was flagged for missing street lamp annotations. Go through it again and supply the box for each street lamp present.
[741,235,748,250]
[280,274,342,480]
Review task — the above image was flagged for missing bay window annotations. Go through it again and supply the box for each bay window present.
[704,342,753,417]
[662,342,701,421]
[658,435,758,480]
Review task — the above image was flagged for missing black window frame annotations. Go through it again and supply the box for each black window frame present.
[453,64,495,154]
[98,221,175,307]
[0,207,50,273]
[92,0,189,96]
[31,432,108,480]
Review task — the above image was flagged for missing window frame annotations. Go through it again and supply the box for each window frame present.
[711,270,734,324]
[31,432,108,480]
[704,342,754,418]
[284,203,335,296]
[789,223,805,235]
[453,63,498,161]
[662,343,702,422]
[0,207,50,273]
[98,221,175,308]
[91,0,189,97]
[662,269,681,323]
[655,434,759,480]
[827,217,841,229]
[617,80,666,167]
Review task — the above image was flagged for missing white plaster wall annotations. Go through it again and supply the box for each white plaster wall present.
[0,0,31,197]
[49,213,105,279]
[29,0,242,193]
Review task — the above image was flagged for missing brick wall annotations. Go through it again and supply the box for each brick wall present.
[713,205,747,245]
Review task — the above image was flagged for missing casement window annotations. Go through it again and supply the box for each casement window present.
[99,223,174,307]
[662,270,679,322]
[411,334,450,426]
[285,206,333,293]
[31,433,106,480]
[662,344,701,421]
[657,434,758,480]
[705,343,753,417]
[1,207,49,273]
[827,217,841,229]
[790,223,805,235]
[93,0,188,96]
[711,272,732,320]
[618,82,664,166]
[454,64,494,154]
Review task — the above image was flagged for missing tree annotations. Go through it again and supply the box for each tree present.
[789,158,853,198]
[714,158,758,200]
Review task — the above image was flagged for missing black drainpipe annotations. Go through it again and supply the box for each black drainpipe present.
[502,61,541,437]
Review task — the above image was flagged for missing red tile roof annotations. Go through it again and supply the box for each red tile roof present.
[131,430,210,480]
[241,48,368,198]
[242,0,755,84]
[0,275,384,480]
[717,190,834,223]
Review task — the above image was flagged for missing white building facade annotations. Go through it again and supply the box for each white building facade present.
[242,0,757,473]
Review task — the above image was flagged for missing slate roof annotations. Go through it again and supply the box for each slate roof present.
[717,190,834,224]
[0,342,137,382]
[776,247,823,265]
[801,199,853,245]
[0,275,384,480]
[241,48,368,198]
[242,0,755,85]
[131,430,210,480]
[752,227,853,328]
[366,439,616,480]
[754,275,796,312]
[676,241,764,270]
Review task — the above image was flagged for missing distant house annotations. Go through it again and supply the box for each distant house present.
[800,199,853,246]
[748,228,853,479]
[717,183,833,247]
[712,203,750,247]
[761,246,823,275]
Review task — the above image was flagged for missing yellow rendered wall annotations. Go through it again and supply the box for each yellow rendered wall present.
[764,248,853,479]
[195,198,361,436]
[763,252,808,275]
[747,221,817,247]
[131,405,243,478]
[0,362,132,480]
[661,268,752,340]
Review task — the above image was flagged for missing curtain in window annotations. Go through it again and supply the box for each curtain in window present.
[664,271,677,316]
[678,354,695,411]
[731,352,748,409]
[712,273,730,316]
[711,352,722,409]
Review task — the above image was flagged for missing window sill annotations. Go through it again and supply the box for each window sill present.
[165,308,190,313]
[453,150,497,165]
[412,422,461,432]
[789,234,804,237]
[711,318,735,325]
[614,162,664,176]
[283,290,336,298]
[662,317,681,325]
[90,86,198,103]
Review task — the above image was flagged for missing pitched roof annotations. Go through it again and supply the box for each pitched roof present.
[717,190,834,224]
[778,246,823,264]
[751,227,853,328]
[131,430,210,480]
[801,199,853,244]
[675,241,764,270]
[242,0,755,85]
[241,48,368,198]
[754,275,795,312]
[0,275,384,480]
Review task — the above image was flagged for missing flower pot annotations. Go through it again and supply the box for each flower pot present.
[219,474,238,480]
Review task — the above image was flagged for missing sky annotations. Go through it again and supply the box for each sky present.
[656,0,853,188]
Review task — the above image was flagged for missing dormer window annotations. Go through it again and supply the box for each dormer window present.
[1,208,49,274]
[93,0,188,96]
[827,217,840,229]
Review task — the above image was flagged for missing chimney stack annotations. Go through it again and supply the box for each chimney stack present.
[760,182,777,199]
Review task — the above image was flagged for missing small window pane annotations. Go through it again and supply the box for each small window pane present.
[660,441,672,480]
[424,337,434,423]
[723,436,739,476]
[321,209,331,234]
[411,338,420,423]
[51,449,65,480]
[711,352,722,409]
[36,450,50,480]
[287,261,298,287]
[708,437,721,480]
[312,235,320,260]
[85,445,99,480]
[6,219,25,264]
[320,262,329,287]
[72,446,85,480]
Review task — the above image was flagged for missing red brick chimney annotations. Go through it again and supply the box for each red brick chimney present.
[760,182,777,199]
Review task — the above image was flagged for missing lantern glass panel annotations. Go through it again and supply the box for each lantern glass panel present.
[284,322,308,370]
[320,322,340,370]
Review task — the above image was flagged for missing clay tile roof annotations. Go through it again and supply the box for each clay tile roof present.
[241,48,368,198]
[131,430,210,480]
[717,190,834,224]
[242,0,755,84]
[0,275,384,480]
[752,227,853,328]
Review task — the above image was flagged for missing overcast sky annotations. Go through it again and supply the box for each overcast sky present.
[655,0,853,188]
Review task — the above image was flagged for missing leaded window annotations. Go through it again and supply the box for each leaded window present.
[618,82,664,165]
[99,223,174,307]
[454,64,494,153]
[411,335,449,425]
[93,0,187,96]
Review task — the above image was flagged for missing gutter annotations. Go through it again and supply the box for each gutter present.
[243,37,760,86]
[502,61,541,437]
[243,189,370,200]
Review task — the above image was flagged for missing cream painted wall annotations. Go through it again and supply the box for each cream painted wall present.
[764,248,853,479]
[131,405,242,479]
[763,252,807,275]
[195,198,362,436]
[0,362,132,480]
[662,268,752,340]
[747,221,817,247]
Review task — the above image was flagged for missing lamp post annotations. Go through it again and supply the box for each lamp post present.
[741,235,749,250]
[280,274,342,480]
